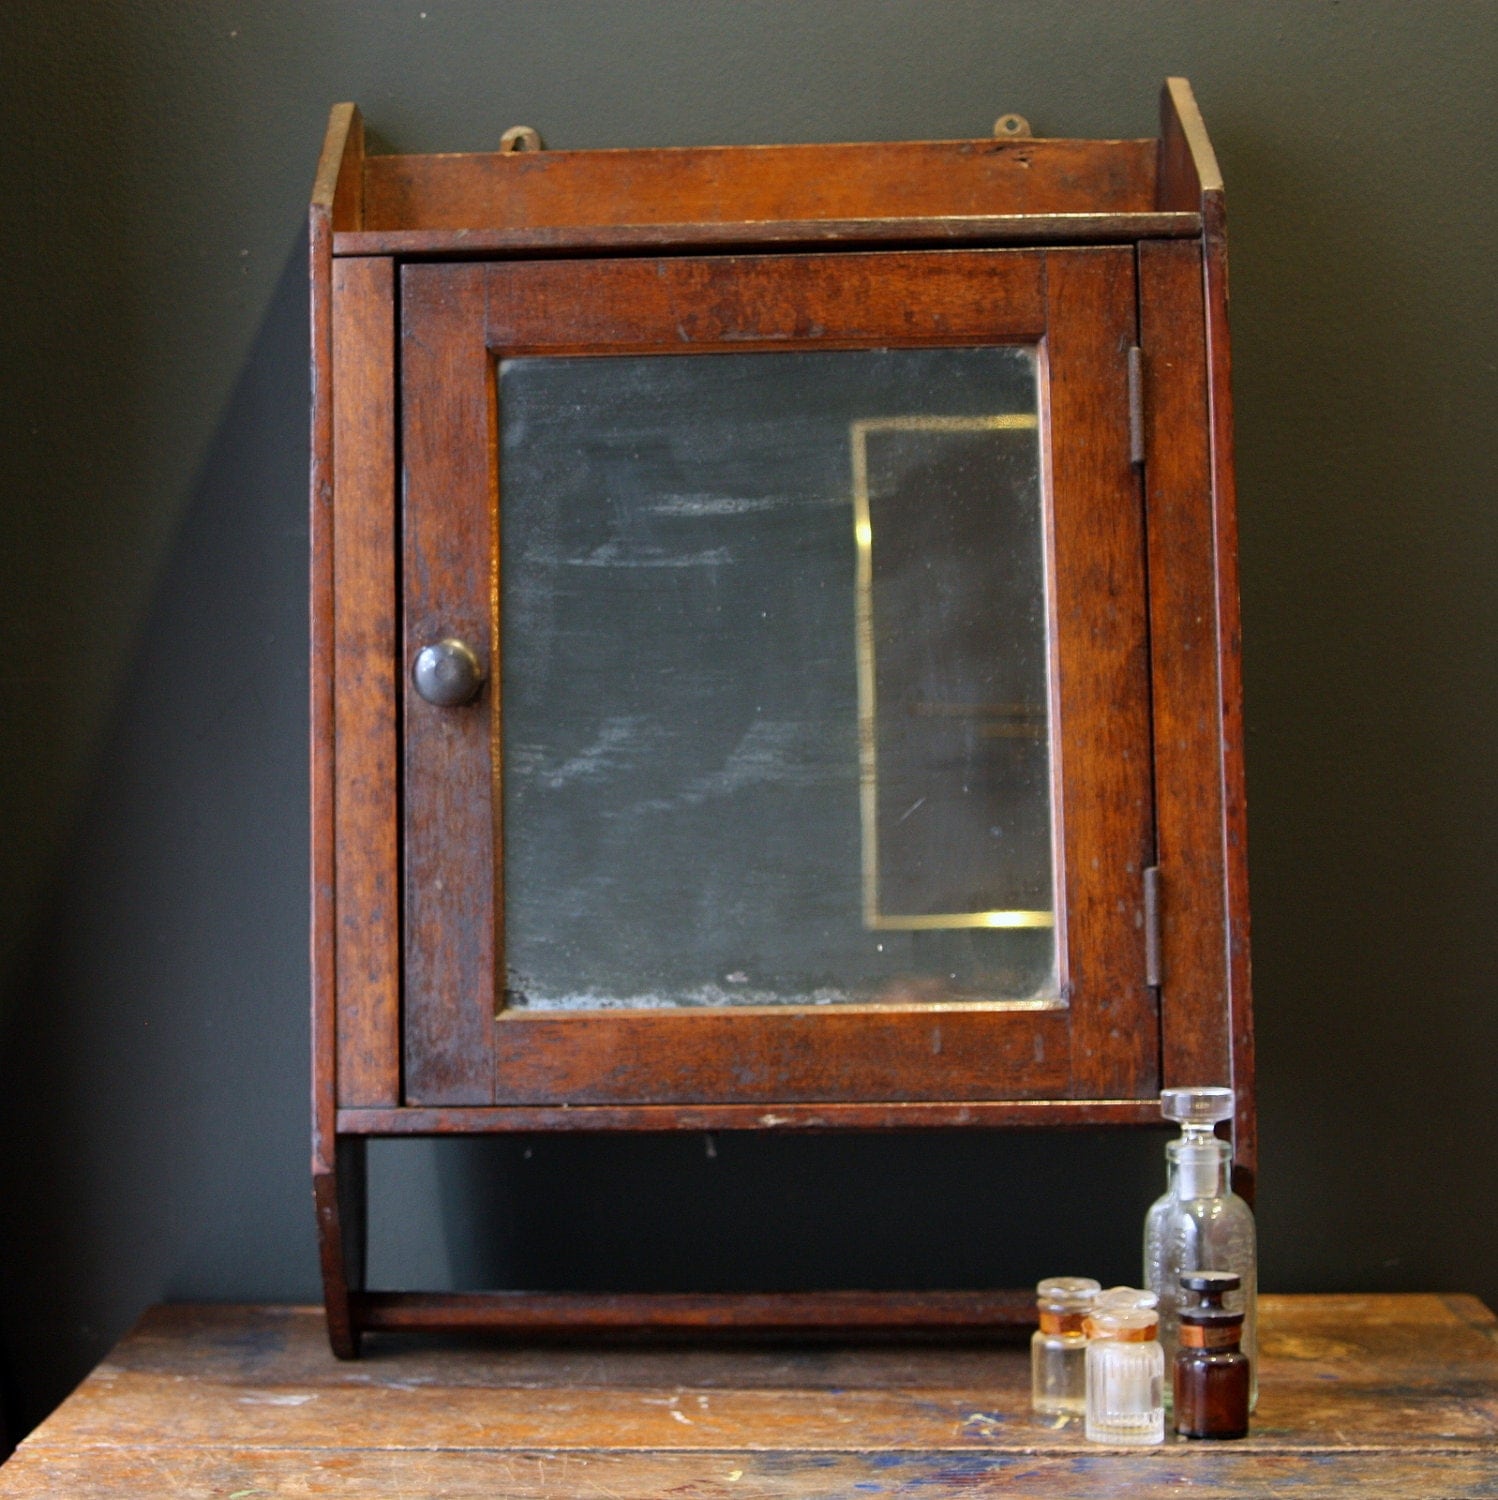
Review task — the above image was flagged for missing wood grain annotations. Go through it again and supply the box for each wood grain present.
[399,264,499,1106]
[1160,78,1256,1195]
[1157,77,1223,211]
[354,1288,1037,1336]
[1138,241,1231,1092]
[310,103,363,233]
[3,1298,1496,1498]
[309,105,356,1174]
[309,103,364,1357]
[336,1099,1164,1134]
[312,1137,366,1360]
[481,247,1048,351]
[1204,175,1256,1207]
[5,1448,1495,1500]
[333,210,1201,258]
[1041,249,1156,1099]
[490,1008,1072,1106]
[331,257,399,1107]
[363,137,1162,233]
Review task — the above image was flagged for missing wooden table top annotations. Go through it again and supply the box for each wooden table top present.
[2,1294,1496,1497]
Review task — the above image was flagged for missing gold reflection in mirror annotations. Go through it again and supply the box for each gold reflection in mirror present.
[851,414,1053,934]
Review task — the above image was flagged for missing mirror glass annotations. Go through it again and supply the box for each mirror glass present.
[498,346,1054,1009]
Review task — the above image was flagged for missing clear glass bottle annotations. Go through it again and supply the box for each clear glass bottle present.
[1084,1298,1165,1445]
[1031,1277,1099,1416]
[1143,1086,1257,1408]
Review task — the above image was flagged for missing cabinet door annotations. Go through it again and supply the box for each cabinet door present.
[400,248,1155,1108]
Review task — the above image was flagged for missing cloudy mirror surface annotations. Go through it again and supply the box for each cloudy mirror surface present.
[498,346,1054,1010]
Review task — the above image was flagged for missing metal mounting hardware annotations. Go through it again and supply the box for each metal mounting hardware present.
[993,113,1032,139]
[1128,345,1145,466]
[1143,865,1162,988]
[499,125,543,153]
[413,639,487,707]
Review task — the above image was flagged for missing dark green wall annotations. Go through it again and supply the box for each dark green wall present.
[1,0,1493,1434]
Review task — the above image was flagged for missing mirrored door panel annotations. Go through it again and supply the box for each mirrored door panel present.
[401,248,1155,1107]
[499,347,1053,1011]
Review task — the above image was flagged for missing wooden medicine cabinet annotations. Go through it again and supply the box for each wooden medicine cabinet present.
[310,78,1253,1356]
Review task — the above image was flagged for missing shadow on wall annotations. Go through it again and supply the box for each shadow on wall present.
[0,224,1173,1438]
[0,239,320,1435]
[370,1128,1168,1298]
[1221,115,1498,1303]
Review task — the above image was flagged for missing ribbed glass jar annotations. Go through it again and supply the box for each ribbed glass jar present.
[1085,1302,1165,1446]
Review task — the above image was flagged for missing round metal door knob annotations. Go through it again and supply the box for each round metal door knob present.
[412,638,486,707]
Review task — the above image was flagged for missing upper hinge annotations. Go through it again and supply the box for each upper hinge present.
[1127,345,1145,466]
[1143,864,1162,988]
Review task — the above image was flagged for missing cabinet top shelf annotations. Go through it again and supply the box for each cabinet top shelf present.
[312,78,1222,258]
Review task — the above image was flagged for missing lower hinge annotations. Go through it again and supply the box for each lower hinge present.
[1128,345,1145,466]
[1143,864,1162,987]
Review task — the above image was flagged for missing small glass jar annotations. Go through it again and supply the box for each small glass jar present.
[1085,1298,1165,1446]
[1031,1277,1100,1416]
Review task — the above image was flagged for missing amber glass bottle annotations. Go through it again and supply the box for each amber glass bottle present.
[1173,1271,1250,1439]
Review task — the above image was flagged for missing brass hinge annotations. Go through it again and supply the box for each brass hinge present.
[1128,345,1145,466]
[1143,864,1162,987]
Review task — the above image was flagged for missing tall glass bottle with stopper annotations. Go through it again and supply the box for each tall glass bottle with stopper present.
[1143,1086,1257,1407]
[1030,1277,1099,1416]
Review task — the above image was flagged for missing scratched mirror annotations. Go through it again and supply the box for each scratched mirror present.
[498,346,1054,1009]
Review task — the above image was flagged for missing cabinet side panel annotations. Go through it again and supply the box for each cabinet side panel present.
[333,258,400,1107]
[1202,195,1256,1193]
[402,265,499,1105]
[310,201,337,1173]
[1138,240,1230,1089]
[1043,248,1157,1098]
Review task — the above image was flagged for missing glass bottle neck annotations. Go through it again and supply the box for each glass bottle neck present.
[1167,1136,1231,1199]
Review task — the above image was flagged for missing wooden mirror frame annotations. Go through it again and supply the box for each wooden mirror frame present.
[310,78,1252,1357]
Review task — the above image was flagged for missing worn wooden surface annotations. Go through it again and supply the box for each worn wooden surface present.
[1138,240,1233,1097]
[1040,247,1154,1101]
[335,1099,1165,1133]
[1157,76,1256,1197]
[333,211,1202,258]
[332,256,400,1109]
[360,136,1162,233]
[309,102,365,1358]
[352,1289,1038,1337]
[399,262,499,1107]
[4,1296,1497,1497]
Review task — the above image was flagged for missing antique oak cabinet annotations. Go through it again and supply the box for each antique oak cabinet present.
[310,78,1252,1356]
